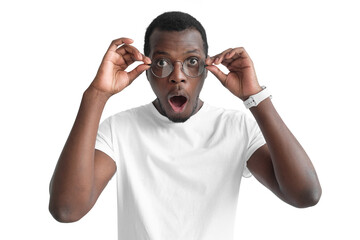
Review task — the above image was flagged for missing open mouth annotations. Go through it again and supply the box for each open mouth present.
[169,95,188,113]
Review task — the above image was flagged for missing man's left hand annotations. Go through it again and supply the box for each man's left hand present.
[206,47,262,101]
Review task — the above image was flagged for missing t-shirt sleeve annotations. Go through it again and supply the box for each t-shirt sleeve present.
[95,118,116,161]
[242,114,266,178]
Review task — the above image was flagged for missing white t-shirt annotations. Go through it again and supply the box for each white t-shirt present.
[95,102,266,240]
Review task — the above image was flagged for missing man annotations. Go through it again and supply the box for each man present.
[49,11,321,239]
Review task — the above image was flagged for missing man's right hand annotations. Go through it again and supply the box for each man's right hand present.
[49,38,151,223]
[90,37,151,97]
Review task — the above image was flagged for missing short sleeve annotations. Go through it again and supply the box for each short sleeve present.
[242,114,266,178]
[95,118,116,161]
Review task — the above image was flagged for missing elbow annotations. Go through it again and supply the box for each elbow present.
[290,185,322,208]
[49,202,85,223]
[295,192,321,208]
[48,188,93,223]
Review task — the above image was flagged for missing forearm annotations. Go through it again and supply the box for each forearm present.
[49,86,109,220]
[250,98,321,206]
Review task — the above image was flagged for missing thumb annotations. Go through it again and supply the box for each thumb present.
[127,64,151,84]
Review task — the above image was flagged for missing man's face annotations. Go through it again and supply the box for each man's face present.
[146,29,207,123]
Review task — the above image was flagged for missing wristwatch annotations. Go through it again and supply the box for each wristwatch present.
[243,86,272,109]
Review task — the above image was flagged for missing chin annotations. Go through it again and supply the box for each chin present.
[157,97,199,123]
[167,114,191,123]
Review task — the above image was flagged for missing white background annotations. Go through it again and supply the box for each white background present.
[1,0,359,239]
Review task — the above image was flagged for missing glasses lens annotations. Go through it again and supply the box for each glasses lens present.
[150,57,205,78]
[151,58,173,78]
[183,57,205,77]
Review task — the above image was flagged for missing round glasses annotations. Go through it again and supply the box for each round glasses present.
[148,57,207,78]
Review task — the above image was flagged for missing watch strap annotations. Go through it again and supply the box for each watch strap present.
[243,86,272,109]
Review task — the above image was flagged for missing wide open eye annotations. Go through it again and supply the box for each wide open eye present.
[151,58,173,78]
[155,58,170,68]
[186,57,199,67]
[183,57,204,77]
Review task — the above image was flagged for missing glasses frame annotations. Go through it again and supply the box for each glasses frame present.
[147,57,208,78]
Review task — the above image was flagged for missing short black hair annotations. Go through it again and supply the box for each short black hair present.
[144,11,208,57]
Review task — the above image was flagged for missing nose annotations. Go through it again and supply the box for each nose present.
[169,62,186,84]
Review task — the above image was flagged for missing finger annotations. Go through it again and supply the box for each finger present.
[207,55,222,65]
[207,50,226,65]
[116,44,142,60]
[220,48,250,68]
[206,51,233,69]
[127,64,151,83]
[214,47,248,65]
[112,54,149,72]
[226,57,254,72]
[224,49,238,59]
[102,50,127,67]
[217,48,233,64]
[102,51,135,71]
[121,53,136,66]
[206,65,228,85]
[227,47,249,60]
[212,48,233,64]
[119,53,151,69]
[113,45,150,67]
[117,45,151,64]
[205,56,215,66]
[108,37,134,52]
[223,48,253,69]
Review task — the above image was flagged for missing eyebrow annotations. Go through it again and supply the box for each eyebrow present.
[153,51,170,56]
[185,49,201,54]
[152,49,201,56]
